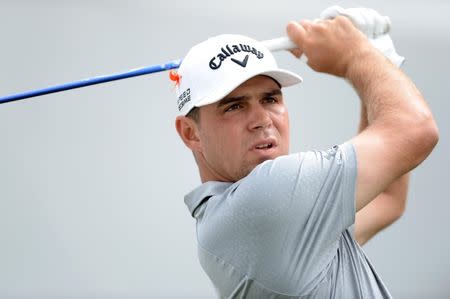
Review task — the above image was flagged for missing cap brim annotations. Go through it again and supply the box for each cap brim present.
[194,68,302,108]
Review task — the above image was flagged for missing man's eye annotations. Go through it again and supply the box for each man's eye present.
[225,103,242,112]
[263,96,278,104]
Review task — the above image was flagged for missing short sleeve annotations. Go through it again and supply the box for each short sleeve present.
[238,142,357,234]
[223,142,357,291]
[195,142,358,295]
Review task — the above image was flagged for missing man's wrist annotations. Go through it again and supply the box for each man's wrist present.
[344,47,393,87]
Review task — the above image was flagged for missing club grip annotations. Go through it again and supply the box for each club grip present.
[262,37,297,52]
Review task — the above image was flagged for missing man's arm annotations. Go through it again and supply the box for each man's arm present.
[286,17,438,216]
[355,103,410,245]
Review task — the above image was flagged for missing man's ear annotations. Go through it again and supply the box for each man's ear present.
[175,116,202,152]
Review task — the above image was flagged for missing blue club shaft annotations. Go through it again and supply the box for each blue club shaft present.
[0,59,182,104]
[0,37,297,105]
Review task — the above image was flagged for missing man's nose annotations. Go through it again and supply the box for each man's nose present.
[248,104,273,131]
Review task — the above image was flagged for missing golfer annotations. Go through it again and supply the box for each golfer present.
[174,12,439,298]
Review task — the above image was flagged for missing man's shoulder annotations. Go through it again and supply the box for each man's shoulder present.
[185,143,356,219]
[241,143,356,192]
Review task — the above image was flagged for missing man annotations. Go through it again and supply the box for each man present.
[174,11,439,298]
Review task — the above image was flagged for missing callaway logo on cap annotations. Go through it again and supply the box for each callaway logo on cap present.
[174,34,302,115]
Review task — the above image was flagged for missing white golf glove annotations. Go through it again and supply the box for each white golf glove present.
[320,6,405,67]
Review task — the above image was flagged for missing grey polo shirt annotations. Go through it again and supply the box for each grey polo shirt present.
[184,142,392,298]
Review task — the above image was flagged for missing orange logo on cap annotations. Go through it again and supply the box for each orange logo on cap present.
[169,70,181,86]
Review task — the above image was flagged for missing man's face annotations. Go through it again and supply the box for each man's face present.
[195,75,290,182]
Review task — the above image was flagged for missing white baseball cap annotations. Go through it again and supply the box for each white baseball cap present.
[174,34,303,115]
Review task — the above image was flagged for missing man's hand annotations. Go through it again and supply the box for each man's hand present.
[320,6,391,38]
[319,6,405,67]
[286,17,377,77]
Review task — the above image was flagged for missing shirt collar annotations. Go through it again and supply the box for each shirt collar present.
[184,181,232,217]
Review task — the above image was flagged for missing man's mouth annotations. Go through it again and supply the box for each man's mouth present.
[255,143,273,150]
[252,137,277,152]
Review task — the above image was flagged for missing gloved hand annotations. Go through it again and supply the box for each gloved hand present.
[320,6,405,67]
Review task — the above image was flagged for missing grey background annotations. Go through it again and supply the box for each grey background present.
[0,0,448,298]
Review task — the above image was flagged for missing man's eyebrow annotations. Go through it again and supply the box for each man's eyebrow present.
[263,88,282,97]
[216,88,283,109]
[216,95,249,108]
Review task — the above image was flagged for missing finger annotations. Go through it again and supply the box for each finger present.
[313,18,322,24]
[286,21,307,49]
[321,6,368,36]
[299,19,313,31]
[289,48,303,58]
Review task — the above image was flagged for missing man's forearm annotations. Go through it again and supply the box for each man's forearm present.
[347,47,437,207]
[355,173,409,245]
[287,16,438,210]
[351,55,422,123]
[347,49,436,162]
